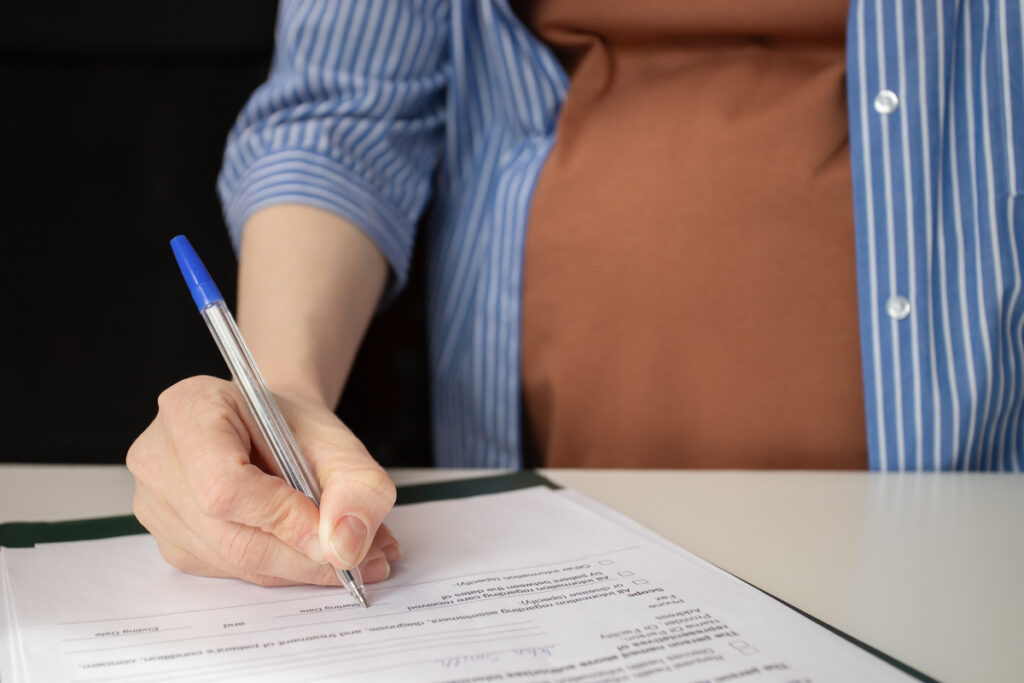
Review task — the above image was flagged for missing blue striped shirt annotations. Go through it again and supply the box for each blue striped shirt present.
[218,0,1024,471]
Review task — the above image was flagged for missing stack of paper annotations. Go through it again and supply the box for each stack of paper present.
[1,486,921,682]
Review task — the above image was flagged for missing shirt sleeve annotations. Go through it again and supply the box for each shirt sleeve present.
[217,0,449,296]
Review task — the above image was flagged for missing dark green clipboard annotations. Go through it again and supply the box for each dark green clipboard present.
[0,471,935,682]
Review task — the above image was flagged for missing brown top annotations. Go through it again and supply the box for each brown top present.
[518,0,867,468]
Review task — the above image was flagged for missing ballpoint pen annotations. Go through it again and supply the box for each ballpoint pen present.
[170,235,369,608]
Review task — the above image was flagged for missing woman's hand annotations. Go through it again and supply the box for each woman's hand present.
[127,376,400,587]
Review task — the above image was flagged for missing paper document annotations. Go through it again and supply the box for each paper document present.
[1,487,919,682]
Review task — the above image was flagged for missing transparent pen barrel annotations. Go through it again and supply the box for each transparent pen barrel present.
[201,300,322,505]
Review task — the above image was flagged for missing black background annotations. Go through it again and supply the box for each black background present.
[0,1,432,467]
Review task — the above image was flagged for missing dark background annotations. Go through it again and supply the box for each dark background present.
[0,1,432,467]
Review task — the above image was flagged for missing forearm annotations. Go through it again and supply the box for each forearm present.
[236,204,388,409]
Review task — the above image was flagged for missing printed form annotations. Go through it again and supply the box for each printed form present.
[0,487,918,682]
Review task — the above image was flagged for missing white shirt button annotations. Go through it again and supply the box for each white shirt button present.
[886,295,911,320]
[874,89,899,114]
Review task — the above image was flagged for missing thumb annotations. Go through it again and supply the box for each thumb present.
[318,460,396,569]
[269,392,396,570]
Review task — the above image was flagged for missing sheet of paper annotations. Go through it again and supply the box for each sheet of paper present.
[0,549,24,683]
[1,487,917,682]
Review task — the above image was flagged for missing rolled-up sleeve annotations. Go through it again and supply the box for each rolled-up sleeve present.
[217,0,449,295]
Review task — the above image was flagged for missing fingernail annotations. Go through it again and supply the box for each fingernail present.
[299,534,326,564]
[329,515,368,567]
[361,557,390,583]
[381,541,402,563]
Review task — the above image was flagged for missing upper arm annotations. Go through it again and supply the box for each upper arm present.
[218,0,450,295]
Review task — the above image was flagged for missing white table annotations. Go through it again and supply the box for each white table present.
[1,464,1020,683]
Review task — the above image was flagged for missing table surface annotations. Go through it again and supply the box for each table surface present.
[0,464,1020,683]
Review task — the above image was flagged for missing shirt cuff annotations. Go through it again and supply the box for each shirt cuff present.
[219,149,417,297]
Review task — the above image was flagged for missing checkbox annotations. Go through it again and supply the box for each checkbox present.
[598,560,614,565]
[632,579,648,585]
[618,571,634,577]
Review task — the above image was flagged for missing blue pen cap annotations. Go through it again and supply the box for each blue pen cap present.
[170,235,224,310]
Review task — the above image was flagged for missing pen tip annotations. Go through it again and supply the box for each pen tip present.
[333,566,369,607]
